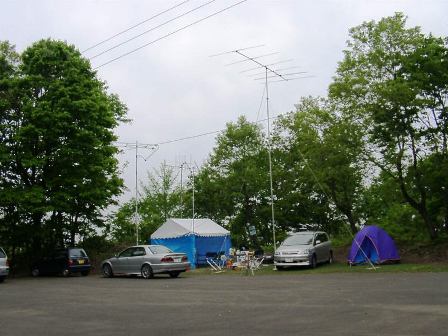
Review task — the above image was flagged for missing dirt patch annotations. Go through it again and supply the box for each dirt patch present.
[398,243,448,264]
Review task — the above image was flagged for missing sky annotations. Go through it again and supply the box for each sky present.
[1,0,448,209]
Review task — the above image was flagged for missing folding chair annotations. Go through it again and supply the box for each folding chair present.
[206,252,226,273]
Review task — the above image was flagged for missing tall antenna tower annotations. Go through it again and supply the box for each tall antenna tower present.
[117,141,159,245]
[211,45,311,254]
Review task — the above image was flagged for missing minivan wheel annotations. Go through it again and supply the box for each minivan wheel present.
[102,264,113,278]
[31,268,40,277]
[141,264,153,279]
[310,255,317,269]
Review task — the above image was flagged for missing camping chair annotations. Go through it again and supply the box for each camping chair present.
[206,252,226,273]
[249,255,264,271]
[238,251,263,276]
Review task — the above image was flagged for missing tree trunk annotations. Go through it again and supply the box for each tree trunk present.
[31,212,43,256]
[395,146,438,240]
[345,210,358,235]
[70,214,79,246]
[418,205,437,241]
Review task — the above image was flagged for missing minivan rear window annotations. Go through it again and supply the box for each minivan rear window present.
[69,248,87,257]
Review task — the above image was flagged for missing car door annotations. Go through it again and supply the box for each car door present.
[52,249,68,273]
[321,233,331,261]
[314,234,325,263]
[114,248,134,274]
[128,247,146,274]
[41,250,65,274]
[316,233,330,263]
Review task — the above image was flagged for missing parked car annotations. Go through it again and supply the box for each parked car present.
[31,247,91,277]
[101,245,190,279]
[274,231,333,269]
[0,247,10,283]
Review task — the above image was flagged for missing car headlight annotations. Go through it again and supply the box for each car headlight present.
[300,249,311,255]
[274,251,280,256]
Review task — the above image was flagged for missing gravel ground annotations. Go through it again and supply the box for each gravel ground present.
[0,272,447,336]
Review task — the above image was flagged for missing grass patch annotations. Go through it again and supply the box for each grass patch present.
[185,262,448,277]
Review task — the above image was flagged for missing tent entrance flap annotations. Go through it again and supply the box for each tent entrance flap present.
[354,237,379,264]
[195,235,231,264]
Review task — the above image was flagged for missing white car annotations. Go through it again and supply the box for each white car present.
[0,247,10,283]
[274,231,333,269]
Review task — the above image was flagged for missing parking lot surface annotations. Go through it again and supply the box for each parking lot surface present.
[1,272,447,336]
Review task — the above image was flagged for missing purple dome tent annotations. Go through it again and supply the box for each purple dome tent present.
[348,226,400,265]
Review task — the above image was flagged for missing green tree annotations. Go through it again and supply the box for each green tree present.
[329,13,448,240]
[0,39,127,255]
[194,116,271,248]
[273,97,365,235]
[363,172,426,242]
[109,162,183,244]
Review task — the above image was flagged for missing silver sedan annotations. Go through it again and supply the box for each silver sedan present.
[101,245,190,279]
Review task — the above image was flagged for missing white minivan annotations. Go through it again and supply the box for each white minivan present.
[0,247,10,283]
[274,231,333,269]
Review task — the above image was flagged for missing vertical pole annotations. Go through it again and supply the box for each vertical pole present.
[180,164,184,218]
[265,67,276,253]
[135,140,139,245]
[192,166,195,233]
[191,165,196,268]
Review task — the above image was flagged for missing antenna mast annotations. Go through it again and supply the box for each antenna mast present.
[211,45,311,254]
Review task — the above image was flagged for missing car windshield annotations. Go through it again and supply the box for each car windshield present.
[282,234,314,246]
[0,249,5,258]
[69,248,87,258]
[149,245,172,254]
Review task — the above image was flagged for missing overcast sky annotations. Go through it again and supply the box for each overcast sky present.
[2,0,448,208]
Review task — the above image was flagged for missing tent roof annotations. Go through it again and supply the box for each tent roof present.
[151,218,230,239]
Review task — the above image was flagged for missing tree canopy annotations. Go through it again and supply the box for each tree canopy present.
[0,39,127,257]
[330,13,448,239]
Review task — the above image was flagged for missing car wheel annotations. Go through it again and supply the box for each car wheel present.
[102,264,113,278]
[169,271,180,278]
[0,277,5,283]
[62,269,70,277]
[328,251,334,264]
[141,264,153,279]
[81,270,90,276]
[31,268,40,277]
[276,266,284,271]
[310,255,317,269]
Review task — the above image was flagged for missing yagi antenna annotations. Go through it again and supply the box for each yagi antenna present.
[264,75,315,84]
[253,72,308,81]
[239,59,295,74]
[246,66,302,77]
[208,44,265,57]
[211,45,314,259]
[224,52,280,66]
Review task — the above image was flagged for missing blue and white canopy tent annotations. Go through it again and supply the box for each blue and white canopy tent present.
[150,218,231,268]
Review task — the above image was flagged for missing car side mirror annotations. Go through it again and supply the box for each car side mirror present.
[315,240,321,245]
